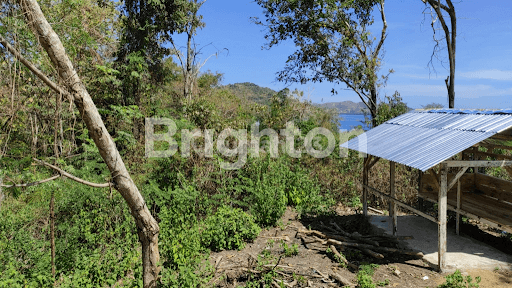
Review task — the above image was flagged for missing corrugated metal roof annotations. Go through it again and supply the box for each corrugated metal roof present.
[340,110,512,172]
[419,108,512,114]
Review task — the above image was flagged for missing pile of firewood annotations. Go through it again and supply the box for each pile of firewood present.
[210,220,424,287]
[298,221,423,264]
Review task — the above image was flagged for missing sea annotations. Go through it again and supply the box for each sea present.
[339,114,369,131]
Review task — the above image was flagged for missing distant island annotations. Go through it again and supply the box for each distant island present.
[224,82,368,114]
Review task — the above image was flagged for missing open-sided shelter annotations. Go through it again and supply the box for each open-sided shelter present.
[341,109,512,271]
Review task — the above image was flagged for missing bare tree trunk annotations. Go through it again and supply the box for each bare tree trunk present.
[185,31,193,101]
[370,85,378,128]
[17,0,160,286]
[423,0,456,108]
[447,0,456,108]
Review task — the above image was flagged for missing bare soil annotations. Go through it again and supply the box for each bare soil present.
[208,205,512,287]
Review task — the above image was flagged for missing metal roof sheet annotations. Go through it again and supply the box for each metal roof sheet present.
[418,108,512,114]
[340,110,512,172]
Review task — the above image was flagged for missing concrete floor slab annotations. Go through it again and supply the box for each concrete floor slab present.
[369,215,512,272]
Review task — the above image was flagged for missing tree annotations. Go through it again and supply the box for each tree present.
[1,0,160,286]
[421,0,456,108]
[116,0,201,105]
[172,0,205,101]
[253,0,390,127]
[368,91,410,126]
[422,102,444,109]
[169,0,226,102]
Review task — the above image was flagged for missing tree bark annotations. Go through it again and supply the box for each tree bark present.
[17,0,160,286]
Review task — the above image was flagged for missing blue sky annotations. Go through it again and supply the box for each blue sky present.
[171,0,512,109]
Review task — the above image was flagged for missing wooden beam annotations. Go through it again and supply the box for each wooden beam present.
[473,150,512,161]
[447,167,469,191]
[479,142,512,152]
[426,169,440,190]
[438,163,448,272]
[390,161,397,236]
[364,184,438,224]
[364,155,373,169]
[363,157,369,216]
[443,160,512,168]
[506,167,512,179]
[418,171,424,212]
[456,179,461,235]
[490,133,512,141]
[367,157,381,171]
[419,193,512,234]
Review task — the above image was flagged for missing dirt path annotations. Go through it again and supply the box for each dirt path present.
[207,206,512,287]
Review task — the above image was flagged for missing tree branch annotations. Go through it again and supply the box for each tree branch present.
[0,34,71,100]
[373,1,387,59]
[33,158,111,188]
[0,175,61,188]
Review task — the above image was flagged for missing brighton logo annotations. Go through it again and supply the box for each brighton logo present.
[145,118,365,169]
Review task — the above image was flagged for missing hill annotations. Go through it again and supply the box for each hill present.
[224,82,276,105]
[317,101,368,114]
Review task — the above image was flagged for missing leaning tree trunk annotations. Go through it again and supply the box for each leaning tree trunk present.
[18,0,160,286]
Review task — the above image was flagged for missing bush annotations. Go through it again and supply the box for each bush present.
[242,157,288,226]
[286,168,334,216]
[437,270,481,288]
[152,184,212,287]
[201,205,261,251]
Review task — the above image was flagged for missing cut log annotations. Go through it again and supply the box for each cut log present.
[330,221,380,246]
[359,248,384,259]
[329,272,354,287]
[329,245,358,270]
[328,239,423,258]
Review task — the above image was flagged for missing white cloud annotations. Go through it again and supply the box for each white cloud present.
[460,69,512,81]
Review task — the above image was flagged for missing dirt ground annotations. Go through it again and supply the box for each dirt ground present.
[207,205,512,287]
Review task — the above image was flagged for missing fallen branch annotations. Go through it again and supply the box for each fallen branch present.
[360,248,384,259]
[329,272,354,287]
[368,206,384,214]
[328,238,423,258]
[33,158,111,188]
[329,245,358,270]
[298,229,348,242]
[330,221,380,247]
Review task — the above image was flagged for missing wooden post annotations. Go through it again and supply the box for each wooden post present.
[418,170,424,212]
[390,161,397,236]
[456,152,463,235]
[363,156,369,216]
[438,163,448,272]
[456,179,461,235]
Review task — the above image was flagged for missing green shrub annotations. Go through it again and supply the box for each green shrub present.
[357,264,380,288]
[286,168,334,216]
[201,205,261,251]
[437,270,481,288]
[281,241,299,257]
[147,184,212,287]
[242,157,288,226]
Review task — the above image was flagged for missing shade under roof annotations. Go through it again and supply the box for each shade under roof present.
[340,109,512,172]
